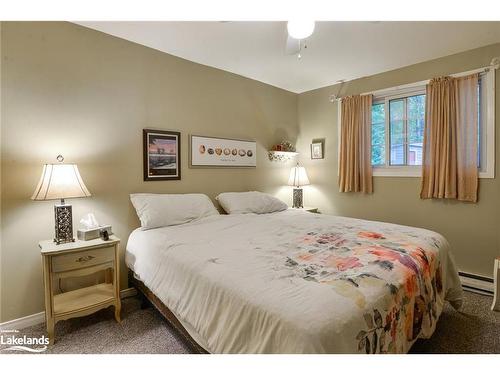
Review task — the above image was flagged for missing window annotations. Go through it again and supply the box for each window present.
[372,93,425,169]
[372,94,425,168]
[368,69,495,178]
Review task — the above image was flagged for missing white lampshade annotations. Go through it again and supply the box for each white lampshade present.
[31,163,91,201]
[287,20,315,40]
[288,165,310,187]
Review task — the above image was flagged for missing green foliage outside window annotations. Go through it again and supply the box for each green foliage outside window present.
[371,94,425,166]
[371,103,385,165]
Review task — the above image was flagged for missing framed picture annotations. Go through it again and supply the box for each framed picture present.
[190,135,256,168]
[311,141,324,159]
[143,129,181,181]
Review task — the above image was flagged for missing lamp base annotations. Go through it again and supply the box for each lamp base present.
[54,202,75,244]
[292,188,304,208]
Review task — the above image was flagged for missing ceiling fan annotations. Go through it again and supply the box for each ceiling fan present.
[285,21,315,59]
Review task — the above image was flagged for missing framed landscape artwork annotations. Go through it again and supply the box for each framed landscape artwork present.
[190,135,257,167]
[143,129,181,181]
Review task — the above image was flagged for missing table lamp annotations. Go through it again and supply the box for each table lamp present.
[288,163,310,208]
[31,155,91,244]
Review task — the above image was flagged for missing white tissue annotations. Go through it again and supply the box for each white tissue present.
[80,213,100,230]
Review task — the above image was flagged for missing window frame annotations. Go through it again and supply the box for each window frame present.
[337,68,495,179]
[373,87,426,176]
[478,69,495,179]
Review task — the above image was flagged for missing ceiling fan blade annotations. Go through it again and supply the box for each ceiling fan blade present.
[285,35,300,55]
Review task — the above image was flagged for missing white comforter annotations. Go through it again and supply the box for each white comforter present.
[126,210,462,354]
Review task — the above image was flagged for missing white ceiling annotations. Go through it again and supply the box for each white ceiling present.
[76,21,500,93]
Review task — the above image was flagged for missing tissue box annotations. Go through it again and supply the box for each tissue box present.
[77,225,113,241]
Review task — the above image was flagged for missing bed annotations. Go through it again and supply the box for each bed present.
[126,209,463,354]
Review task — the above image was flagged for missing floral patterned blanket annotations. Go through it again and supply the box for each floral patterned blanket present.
[127,210,463,353]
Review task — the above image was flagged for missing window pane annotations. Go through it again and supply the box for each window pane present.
[407,95,425,165]
[390,99,405,165]
[407,120,423,165]
[372,143,385,166]
[371,103,385,165]
[407,95,425,121]
[477,79,481,168]
[390,120,405,165]
[390,99,404,121]
[372,102,385,124]
[372,124,385,165]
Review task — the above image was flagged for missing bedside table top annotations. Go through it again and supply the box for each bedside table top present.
[39,235,120,254]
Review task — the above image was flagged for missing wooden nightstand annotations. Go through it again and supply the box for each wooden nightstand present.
[40,236,121,344]
[290,207,319,213]
[492,257,500,311]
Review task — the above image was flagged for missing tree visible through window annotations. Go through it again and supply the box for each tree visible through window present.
[371,94,425,167]
[406,95,425,165]
[371,103,385,165]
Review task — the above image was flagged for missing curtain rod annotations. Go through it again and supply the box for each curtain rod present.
[329,57,500,103]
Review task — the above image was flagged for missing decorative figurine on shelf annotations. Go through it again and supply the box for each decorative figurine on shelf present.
[271,141,296,152]
[279,141,296,152]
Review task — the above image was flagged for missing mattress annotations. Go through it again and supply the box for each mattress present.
[126,210,462,353]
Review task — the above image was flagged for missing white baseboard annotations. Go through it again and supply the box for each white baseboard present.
[0,287,137,331]
[0,311,45,331]
[459,272,494,293]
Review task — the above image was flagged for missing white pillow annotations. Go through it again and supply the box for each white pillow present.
[130,193,219,230]
[216,191,287,214]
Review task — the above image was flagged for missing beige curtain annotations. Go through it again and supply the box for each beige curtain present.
[339,94,373,193]
[420,74,479,202]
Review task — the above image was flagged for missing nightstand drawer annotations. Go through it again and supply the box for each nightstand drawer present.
[51,246,115,273]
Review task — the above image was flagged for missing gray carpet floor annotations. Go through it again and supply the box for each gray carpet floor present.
[3,290,499,354]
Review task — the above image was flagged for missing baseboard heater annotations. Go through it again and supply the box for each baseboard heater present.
[458,271,494,294]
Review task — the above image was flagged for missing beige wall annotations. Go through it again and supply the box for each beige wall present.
[1,21,498,323]
[297,43,500,280]
[0,22,298,322]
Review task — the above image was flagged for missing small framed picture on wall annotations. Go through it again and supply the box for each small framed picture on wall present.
[143,129,181,181]
[311,140,324,159]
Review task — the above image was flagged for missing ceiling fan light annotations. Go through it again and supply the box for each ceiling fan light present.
[287,20,315,40]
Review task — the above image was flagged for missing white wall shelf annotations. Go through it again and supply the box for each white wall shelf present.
[268,151,298,162]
